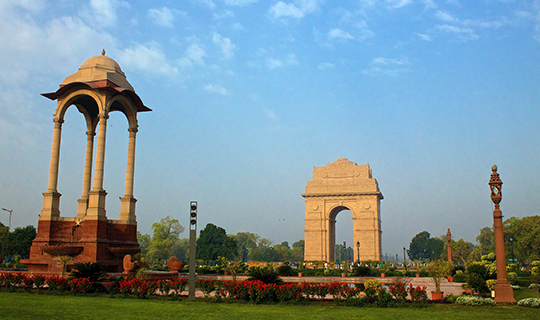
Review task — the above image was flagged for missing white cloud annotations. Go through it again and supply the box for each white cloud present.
[222,0,258,6]
[204,83,229,95]
[435,10,455,22]
[148,7,175,28]
[178,43,207,67]
[317,62,334,70]
[190,0,216,9]
[386,0,412,9]
[5,0,46,13]
[84,0,128,28]
[422,0,437,9]
[212,32,236,60]
[118,43,179,77]
[417,33,433,41]
[328,28,354,40]
[264,109,278,119]
[265,53,298,70]
[269,0,321,19]
[436,24,479,40]
[213,10,235,20]
[363,57,410,76]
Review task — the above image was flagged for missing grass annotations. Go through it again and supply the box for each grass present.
[513,287,538,301]
[0,292,538,320]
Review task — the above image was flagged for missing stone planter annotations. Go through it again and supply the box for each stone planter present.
[380,273,385,278]
[431,291,444,301]
[298,272,302,277]
[447,276,454,282]
[416,273,420,277]
[342,273,347,277]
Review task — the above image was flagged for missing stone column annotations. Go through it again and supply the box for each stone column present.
[447,228,452,263]
[119,127,137,223]
[86,114,108,220]
[41,118,63,219]
[77,131,95,220]
[489,165,515,303]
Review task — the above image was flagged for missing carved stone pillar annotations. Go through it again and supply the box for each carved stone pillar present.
[86,114,108,220]
[119,127,137,223]
[77,131,95,220]
[41,118,63,219]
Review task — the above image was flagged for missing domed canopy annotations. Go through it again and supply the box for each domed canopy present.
[60,51,134,91]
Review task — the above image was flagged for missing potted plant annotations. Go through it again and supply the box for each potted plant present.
[427,259,451,301]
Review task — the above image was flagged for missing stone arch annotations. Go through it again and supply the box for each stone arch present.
[303,158,383,262]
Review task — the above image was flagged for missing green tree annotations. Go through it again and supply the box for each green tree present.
[137,231,151,255]
[291,240,304,262]
[504,215,540,262]
[197,223,238,261]
[232,232,260,261]
[407,231,444,261]
[451,239,474,264]
[147,216,185,261]
[0,225,36,258]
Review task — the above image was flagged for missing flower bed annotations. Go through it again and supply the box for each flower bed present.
[0,272,429,307]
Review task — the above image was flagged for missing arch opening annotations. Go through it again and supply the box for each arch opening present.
[331,207,354,263]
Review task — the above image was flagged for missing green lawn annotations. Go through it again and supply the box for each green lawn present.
[0,292,538,320]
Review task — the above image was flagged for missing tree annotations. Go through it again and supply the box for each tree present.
[232,232,260,261]
[504,215,540,262]
[450,239,474,264]
[197,223,238,261]
[137,231,151,255]
[407,231,444,261]
[146,216,185,261]
[0,225,36,258]
[291,240,304,262]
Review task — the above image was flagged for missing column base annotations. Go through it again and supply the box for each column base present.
[494,281,516,304]
[86,189,107,220]
[40,190,61,219]
[119,195,137,223]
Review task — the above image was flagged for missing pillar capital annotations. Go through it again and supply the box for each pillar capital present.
[128,127,138,133]
[86,131,96,137]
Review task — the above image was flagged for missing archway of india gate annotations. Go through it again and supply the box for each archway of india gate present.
[21,51,151,274]
[303,158,383,262]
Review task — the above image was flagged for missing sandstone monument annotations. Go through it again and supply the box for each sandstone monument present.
[303,158,383,262]
[22,51,150,274]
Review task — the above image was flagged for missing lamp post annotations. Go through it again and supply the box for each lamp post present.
[356,241,360,264]
[343,241,346,262]
[510,237,515,264]
[488,165,515,303]
[403,247,406,265]
[2,208,12,231]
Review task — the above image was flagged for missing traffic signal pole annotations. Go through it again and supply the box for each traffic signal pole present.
[188,201,197,301]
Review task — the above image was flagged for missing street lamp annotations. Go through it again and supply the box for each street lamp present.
[2,208,12,231]
[356,241,360,264]
[510,237,515,264]
[488,165,515,303]
[343,241,346,262]
[403,247,406,265]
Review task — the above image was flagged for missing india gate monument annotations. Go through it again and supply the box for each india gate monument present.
[21,51,150,274]
[303,158,383,262]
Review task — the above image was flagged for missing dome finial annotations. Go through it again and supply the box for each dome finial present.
[102,49,106,56]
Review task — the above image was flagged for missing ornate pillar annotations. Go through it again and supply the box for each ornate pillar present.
[77,130,95,220]
[489,165,515,303]
[86,113,108,220]
[41,118,63,219]
[119,127,137,223]
[447,228,452,263]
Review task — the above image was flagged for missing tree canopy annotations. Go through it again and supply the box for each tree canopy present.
[197,223,238,261]
[407,231,444,261]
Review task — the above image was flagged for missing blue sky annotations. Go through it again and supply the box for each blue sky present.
[1,0,540,260]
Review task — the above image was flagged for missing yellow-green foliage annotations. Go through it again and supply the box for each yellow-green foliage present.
[486,279,496,291]
[364,279,382,289]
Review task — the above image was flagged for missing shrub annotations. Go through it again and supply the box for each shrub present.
[455,295,496,306]
[277,265,295,276]
[69,262,108,282]
[517,297,540,308]
[247,267,282,285]
[486,279,496,291]
[352,265,372,277]
[364,279,381,289]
